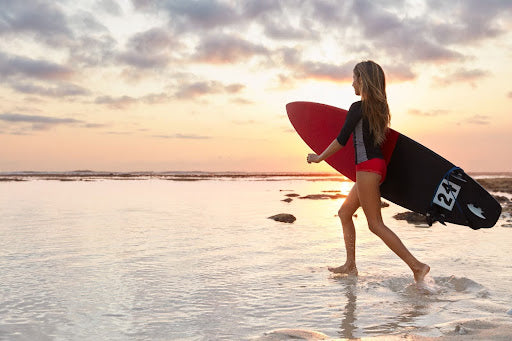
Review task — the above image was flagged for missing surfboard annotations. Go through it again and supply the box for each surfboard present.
[286,101,501,229]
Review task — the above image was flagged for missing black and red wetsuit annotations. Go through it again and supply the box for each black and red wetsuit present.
[336,101,387,182]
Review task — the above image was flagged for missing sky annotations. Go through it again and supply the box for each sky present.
[1,0,511,173]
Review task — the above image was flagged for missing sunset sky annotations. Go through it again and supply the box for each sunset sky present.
[1,0,511,172]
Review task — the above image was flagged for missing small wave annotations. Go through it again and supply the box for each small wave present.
[256,328,330,340]
[352,274,487,300]
[435,276,484,292]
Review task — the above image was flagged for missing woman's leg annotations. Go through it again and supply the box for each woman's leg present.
[356,171,430,282]
[328,184,360,274]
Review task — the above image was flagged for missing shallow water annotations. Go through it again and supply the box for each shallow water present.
[1,176,511,340]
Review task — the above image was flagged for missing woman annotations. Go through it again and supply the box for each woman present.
[307,61,430,283]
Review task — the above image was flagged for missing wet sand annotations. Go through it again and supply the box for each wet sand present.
[259,318,512,340]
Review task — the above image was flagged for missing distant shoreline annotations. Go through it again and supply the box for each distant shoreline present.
[1,171,511,183]
[0,171,346,182]
[1,170,511,178]
[0,171,340,176]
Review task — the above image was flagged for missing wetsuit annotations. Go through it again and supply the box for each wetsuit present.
[336,101,387,182]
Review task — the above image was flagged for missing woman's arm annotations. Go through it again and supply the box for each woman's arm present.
[307,138,343,163]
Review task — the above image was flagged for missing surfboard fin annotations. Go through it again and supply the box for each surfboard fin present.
[426,206,443,226]
[438,214,447,226]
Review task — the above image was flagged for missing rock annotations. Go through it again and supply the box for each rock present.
[477,177,512,194]
[393,211,427,224]
[262,329,329,340]
[454,324,468,335]
[300,193,347,200]
[493,195,509,203]
[268,213,296,224]
[381,201,390,208]
[281,198,293,203]
[285,193,300,197]
[502,203,512,215]
[0,177,26,181]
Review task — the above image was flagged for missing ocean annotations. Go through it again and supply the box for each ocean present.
[1,173,511,340]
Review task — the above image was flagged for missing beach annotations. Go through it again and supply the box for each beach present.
[1,172,511,340]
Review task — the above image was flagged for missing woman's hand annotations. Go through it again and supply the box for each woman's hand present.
[307,153,321,164]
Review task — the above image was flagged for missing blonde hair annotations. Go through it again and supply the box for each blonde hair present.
[353,60,390,146]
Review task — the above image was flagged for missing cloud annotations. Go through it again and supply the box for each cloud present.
[70,10,109,34]
[94,92,177,108]
[136,0,282,31]
[225,84,245,93]
[68,34,118,67]
[273,48,355,83]
[0,112,83,131]
[131,0,158,10]
[174,81,245,99]
[0,1,72,39]
[351,0,465,64]
[434,68,490,87]
[141,93,172,104]
[153,133,211,140]
[0,111,108,134]
[0,1,116,70]
[0,53,90,98]
[310,0,348,25]
[132,0,510,75]
[262,19,317,40]
[1,0,511,103]
[383,64,417,82]
[408,109,450,117]
[96,0,123,16]
[274,48,414,84]
[84,123,108,129]
[95,95,138,109]
[299,60,354,82]
[11,82,91,97]
[118,52,171,70]
[193,34,268,64]
[428,0,512,44]
[241,0,282,19]
[232,120,260,125]
[0,53,74,81]
[0,112,80,124]
[105,131,132,135]
[163,0,239,31]
[117,27,177,69]
[231,97,254,105]
[465,114,490,125]
[130,27,175,54]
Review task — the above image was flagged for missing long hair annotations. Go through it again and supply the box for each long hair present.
[353,61,391,146]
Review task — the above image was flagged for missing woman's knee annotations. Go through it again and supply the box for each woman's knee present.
[367,221,385,236]
[338,205,356,222]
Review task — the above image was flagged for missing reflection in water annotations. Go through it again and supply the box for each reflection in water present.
[337,276,358,339]
[336,276,435,338]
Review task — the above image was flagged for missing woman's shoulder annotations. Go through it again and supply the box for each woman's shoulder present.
[349,101,362,111]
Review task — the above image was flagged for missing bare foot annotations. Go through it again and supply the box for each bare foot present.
[413,263,430,283]
[328,263,358,275]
